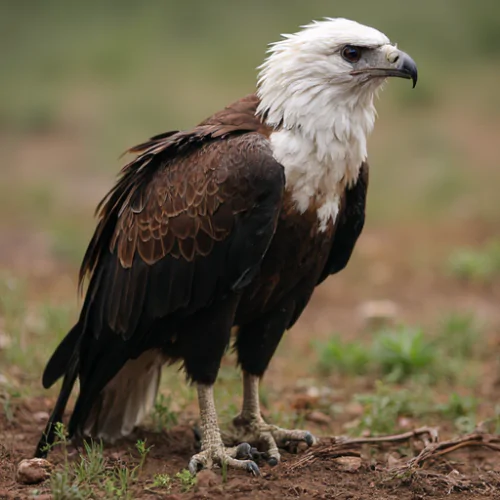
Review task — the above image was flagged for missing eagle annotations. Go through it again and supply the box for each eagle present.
[35,18,417,475]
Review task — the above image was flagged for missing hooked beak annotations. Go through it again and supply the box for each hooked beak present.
[351,48,418,88]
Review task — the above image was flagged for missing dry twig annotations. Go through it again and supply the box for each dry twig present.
[284,426,438,473]
[405,433,500,469]
[284,429,500,475]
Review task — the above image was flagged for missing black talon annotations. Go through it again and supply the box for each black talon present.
[304,432,315,447]
[267,456,278,467]
[192,427,202,449]
[251,447,265,462]
[235,442,252,459]
[188,459,203,475]
[246,461,261,477]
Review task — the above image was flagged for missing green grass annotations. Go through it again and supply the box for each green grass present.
[436,392,478,421]
[316,312,487,387]
[46,424,155,500]
[352,382,432,436]
[151,473,172,491]
[352,382,480,437]
[372,327,436,383]
[316,326,439,383]
[315,335,372,376]
[151,394,178,432]
[437,311,484,359]
[447,240,500,284]
[174,470,197,493]
[0,386,21,423]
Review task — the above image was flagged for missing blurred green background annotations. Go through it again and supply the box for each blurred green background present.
[0,0,499,269]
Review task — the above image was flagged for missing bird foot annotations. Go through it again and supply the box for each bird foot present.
[227,414,317,465]
[188,442,260,476]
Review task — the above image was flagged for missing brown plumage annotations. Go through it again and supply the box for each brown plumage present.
[35,93,368,461]
[34,14,419,473]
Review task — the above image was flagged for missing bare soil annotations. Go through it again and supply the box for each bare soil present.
[2,402,500,499]
[1,222,500,499]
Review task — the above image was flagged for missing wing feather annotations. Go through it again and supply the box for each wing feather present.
[318,162,369,284]
[39,94,283,444]
[82,130,283,343]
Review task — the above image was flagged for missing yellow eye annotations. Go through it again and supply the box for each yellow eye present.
[341,45,362,63]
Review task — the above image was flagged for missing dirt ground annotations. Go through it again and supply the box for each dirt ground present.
[1,219,500,499]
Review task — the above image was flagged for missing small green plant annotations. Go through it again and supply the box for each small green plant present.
[317,325,445,383]
[50,423,88,500]
[0,387,20,422]
[73,440,107,485]
[480,404,500,435]
[436,392,478,420]
[175,469,197,492]
[437,312,483,359]
[447,241,500,284]
[454,415,477,434]
[48,424,153,499]
[372,327,436,383]
[152,473,172,490]
[152,394,178,432]
[51,471,86,500]
[221,459,228,484]
[353,381,431,436]
[135,439,153,472]
[314,336,371,376]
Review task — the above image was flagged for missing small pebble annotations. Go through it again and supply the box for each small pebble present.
[16,458,52,485]
[33,411,50,423]
[358,300,398,328]
[333,456,362,472]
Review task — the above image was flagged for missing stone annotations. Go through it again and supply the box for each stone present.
[16,458,52,485]
[32,411,50,424]
[358,300,398,328]
[333,456,362,472]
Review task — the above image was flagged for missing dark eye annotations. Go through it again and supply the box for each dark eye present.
[341,45,362,63]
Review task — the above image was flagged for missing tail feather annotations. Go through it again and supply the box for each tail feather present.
[42,324,81,389]
[37,316,164,458]
[82,349,164,441]
[35,349,79,458]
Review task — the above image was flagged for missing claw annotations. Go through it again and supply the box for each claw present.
[304,432,316,447]
[235,442,253,460]
[246,461,261,476]
[250,447,266,462]
[229,414,316,465]
[193,426,202,444]
[188,458,202,475]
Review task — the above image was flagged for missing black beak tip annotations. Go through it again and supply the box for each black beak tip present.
[411,70,418,89]
[401,54,418,89]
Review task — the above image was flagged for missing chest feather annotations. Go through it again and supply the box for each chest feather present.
[269,129,364,232]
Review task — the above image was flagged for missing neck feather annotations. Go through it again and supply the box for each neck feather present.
[258,82,377,231]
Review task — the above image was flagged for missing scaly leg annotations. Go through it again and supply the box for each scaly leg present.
[188,384,260,475]
[229,372,317,465]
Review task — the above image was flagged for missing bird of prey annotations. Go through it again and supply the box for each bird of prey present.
[35,18,417,475]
